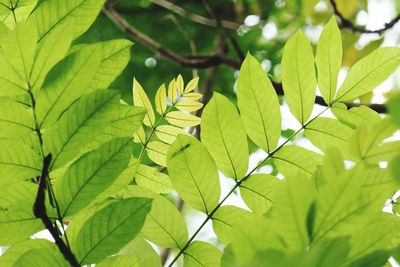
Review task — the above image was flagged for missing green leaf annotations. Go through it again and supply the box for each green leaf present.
[36,46,102,128]
[0,182,43,245]
[68,197,152,265]
[155,125,188,144]
[97,255,139,267]
[29,0,105,42]
[0,239,68,267]
[282,30,317,124]
[240,174,281,215]
[155,84,167,114]
[29,21,73,91]
[184,241,222,267]
[236,53,281,152]
[0,98,34,139]
[331,103,381,129]
[146,141,169,167]
[0,140,41,181]
[142,195,188,248]
[118,237,161,267]
[212,205,251,244]
[72,39,133,90]
[175,100,203,112]
[133,78,155,127]
[1,22,37,83]
[315,16,342,104]
[43,90,123,169]
[201,92,249,179]
[167,134,220,213]
[0,0,38,29]
[305,117,354,158]
[268,175,315,250]
[55,138,134,217]
[135,164,173,193]
[272,145,322,178]
[165,111,201,127]
[335,47,400,101]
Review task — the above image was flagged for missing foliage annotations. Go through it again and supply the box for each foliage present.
[0,1,400,267]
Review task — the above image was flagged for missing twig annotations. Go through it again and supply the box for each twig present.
[330,0,400,34]
[33,155,80,267]
[131,0,240,30]
[103,5,387,114]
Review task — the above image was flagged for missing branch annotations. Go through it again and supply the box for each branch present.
[116,0,240,30]
[103,5,388,114]
[330,0,400,34]
[33,154,80,267]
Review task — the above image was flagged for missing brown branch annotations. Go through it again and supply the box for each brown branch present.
[330,0,400,34]
[117,0,240,30]
[33,154,80,267]
[103,5,387,114]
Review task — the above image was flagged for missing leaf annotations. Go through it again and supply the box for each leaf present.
[315,16,342,104]
[155,84,167,114]
[0,140,41,181]
[142,195,188,248]
[175,100,203,112]
[29,21,73,91]
[167,134,220,213]
[68,197,152,265]
[240,174,281,215]
[1,22,37,83]
[182,92,202,101]
[212,205,251,244]
[165,111,201,127]
[331,103,381,129]
[335,47,400,101]
[175,74,184,94]
[155,125,188,144]
[272,145,322,178]
[55,138,134,217]
[0,0,38,29]
[97,255,139,267]
[184,241,222,267]
[0,182,43,245]
[119,237,161,267]
[281,30,317,124]
[201,92,249,179]
[0,239,68,267]
[135,164,173,193]
[236,53,281,152]
[167,78,177,103]
[305,117,354,158]
[184,77,199,93]
[73,39,133,91]
[133,78,155,127]
[36,46,102,127]
[268,175,316,250]
[43,90,122,169]
[146,141,169,167]
[29,0,105,42]
[0,98,34,139]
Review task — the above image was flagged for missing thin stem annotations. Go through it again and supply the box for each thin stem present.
[167,107,330,266]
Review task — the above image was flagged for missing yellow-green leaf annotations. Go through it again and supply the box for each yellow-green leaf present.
[236,53,281,152]
[146,141,169,167]
[184,77,199,93]
[135,164,173,194]
[155,84,167,115]
[282,30,317,124]
[316,16,342,104]
[165,111,200,127]
[155,125,188,144]
[133,78,155,127]
[176,100,203,112]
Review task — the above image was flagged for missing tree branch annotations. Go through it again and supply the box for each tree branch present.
[330,0,400,34]
[103,4,388,114]
[116,0,240,30]
[33,154,80,267]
